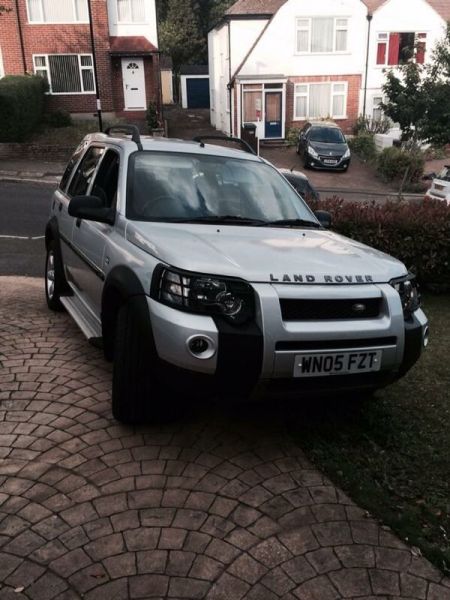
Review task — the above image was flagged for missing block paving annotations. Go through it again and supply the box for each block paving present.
[1,277,449,600]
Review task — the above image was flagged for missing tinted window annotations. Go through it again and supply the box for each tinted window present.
[309,127,345,144]
[437,167,450,182]
[59,141,88,192]
[128,152,316,224]
[91,150,120,209]
[68,146,104,197]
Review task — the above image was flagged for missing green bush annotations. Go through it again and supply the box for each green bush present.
[309,197,450,288]
[348,133,377,162]
[285,127,300,147]
[45,109,72,128]
[376,147,425,184]
[146,101,159,130]
[0,75,47,142]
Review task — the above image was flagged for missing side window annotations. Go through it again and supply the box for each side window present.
[59,141,88,192]
[91,150,120,209]
[68,146,105,197]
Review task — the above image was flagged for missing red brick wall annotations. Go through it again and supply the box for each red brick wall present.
[0,0,115,113]
[286,74,361,134]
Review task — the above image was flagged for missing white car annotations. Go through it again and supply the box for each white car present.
[425,166,450,204]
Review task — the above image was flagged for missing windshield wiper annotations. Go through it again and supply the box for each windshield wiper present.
[259,218,321,229]
[174,215,266,225]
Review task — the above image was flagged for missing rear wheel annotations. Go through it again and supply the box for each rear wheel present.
[112,301,169,424]
[45,240,65,312]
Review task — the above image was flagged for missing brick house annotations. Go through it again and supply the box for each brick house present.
[0,0,161,119]
[208,0,449,140]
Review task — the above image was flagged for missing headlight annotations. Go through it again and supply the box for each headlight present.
[152,266,255,325]
[343,148,351,159]
[390,274,421,318]
[308,145,319,158]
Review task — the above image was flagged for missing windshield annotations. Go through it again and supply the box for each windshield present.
[309,127,345,144]
[127,152,318,225]
[437,167,450,182]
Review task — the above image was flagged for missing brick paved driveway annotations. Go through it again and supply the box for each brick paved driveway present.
[1,277,449,600]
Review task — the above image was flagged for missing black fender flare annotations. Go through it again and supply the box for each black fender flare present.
[101,266,151,361]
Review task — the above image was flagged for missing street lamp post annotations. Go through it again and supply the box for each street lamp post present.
[87,0,103,131]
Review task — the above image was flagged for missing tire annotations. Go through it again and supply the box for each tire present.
[112,300,168,424]
[45,240,65,312]
[296,143,301,155]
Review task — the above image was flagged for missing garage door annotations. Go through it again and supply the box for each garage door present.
[186,78,210,109]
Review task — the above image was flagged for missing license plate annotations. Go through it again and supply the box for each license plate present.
[323,159,338,165]
[435,184,444,191]
[294,350,382,378]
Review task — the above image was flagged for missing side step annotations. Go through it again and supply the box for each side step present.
[61,295,102,340]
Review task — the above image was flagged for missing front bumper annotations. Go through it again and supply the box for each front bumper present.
[307,155,350,171]
[148,284,428,396]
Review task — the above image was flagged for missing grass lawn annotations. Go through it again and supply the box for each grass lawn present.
[288,294,450,574]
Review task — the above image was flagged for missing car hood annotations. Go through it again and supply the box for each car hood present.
[309,141,348,156]
[127,222,406,284]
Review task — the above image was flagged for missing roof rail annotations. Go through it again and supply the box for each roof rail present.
[192,135,257,156]
[105,125,143,151]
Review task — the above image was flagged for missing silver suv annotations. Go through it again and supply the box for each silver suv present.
[45,126,429,423]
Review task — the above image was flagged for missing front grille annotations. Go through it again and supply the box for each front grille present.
[280,298,382,321]
[275,337,397,351]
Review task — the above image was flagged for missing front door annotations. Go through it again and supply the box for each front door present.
[265,92,282,138]
[122,58,146,110]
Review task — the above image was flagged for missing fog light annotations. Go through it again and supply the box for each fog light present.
[186,335,216,360]
[423,326,430,348]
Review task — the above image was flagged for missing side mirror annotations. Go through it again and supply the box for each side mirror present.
[315,210,332,229]
[68,195,115,225]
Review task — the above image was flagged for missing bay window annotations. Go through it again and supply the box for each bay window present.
[33,55,95,95]
[294,82,347,120]
[296,17,349,54]
[27,0,88,23]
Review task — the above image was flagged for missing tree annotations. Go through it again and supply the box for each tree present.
[157,0,234,67]
[158,0,204,72]
[381,24,450,148]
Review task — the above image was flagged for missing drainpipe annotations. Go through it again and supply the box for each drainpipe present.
[87,0,103,132]
[362,13,373,118]
[227,20,233,136]
[14,0,27,73]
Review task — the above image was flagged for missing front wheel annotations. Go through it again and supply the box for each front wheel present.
[45,240,65,312]
[112,300,169,424]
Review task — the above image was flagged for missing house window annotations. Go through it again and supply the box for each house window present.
[33,55,95,94]
[117,0,146,23]
[294,82,347,120]
[27,0,88,23]
[376,32,427,66]
[373,96,383,121]
[296,17,349,54]
[243,84,263,122]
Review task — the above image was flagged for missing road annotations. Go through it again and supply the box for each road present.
[0,180,54,277]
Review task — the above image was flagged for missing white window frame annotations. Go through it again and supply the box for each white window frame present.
[116,0,147,24]
[33,54,96,95]
[0,47,4,79]
[26,0,89,24]
[295,17,350,55]
[293,81,348,120]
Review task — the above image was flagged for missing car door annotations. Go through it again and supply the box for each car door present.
[64,145,105,301]
[54,140,90,275]
[70,148,120,316]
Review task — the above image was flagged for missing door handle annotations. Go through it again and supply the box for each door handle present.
[76,218,82,228]
[58,202,63,212]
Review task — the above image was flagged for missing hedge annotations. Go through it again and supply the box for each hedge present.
[376,146,425,184]
[311,198,450,289]
[0,75,47,142]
